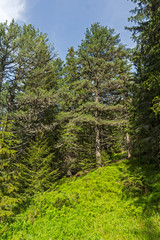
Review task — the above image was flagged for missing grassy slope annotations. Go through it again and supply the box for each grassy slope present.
[1,160,160,240]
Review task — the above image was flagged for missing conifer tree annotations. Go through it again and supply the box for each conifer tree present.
[0,114,21,220]
[12,24,58,140]
[58,23,130,173]
[57,47,84,174]
[0,21,60,218]
[0,20,59,140]
[21,135,58,196]
[128,0,160,164]
[0,20,21,96]
[76,23,130,166]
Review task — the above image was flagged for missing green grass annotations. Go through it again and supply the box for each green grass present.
[1,160,160,239]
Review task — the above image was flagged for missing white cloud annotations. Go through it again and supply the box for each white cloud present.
[0,0,26,23]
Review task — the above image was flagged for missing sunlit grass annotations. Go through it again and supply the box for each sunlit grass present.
[1,160,160,240]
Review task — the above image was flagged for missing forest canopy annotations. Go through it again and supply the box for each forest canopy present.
[0,0,160,222]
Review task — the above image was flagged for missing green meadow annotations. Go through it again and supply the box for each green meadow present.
[1,160,159,240]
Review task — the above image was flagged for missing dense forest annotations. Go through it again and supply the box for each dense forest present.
[0,0,160,236]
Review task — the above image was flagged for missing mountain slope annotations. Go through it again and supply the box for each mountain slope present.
[1,160,160,240]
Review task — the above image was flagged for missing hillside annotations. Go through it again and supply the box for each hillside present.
[0,160,160,240]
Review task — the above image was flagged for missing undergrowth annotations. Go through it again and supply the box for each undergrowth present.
[0,159,160,240]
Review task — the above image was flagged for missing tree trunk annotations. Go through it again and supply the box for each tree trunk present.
[0,112,8,150]
[126,132,131,159]
[95,79,101,167]
[95,123,101,167]
[0,67,4,94]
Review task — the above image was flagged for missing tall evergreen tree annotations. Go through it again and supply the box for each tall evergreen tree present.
[58,23,130,173]
[77,23,130,166]
[57,47,84,175]
[21,135,58,196]
[77,23,130,167]
[128,0,160,164]
[12,24,58,140]
[0,20,21,121]
[0,21,60,218]
[0,20,59,143]
[0,116,21,220]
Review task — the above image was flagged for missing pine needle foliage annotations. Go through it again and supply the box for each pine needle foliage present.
[0,118,21,221]
[128,0,160,164]
[21,135,58,196]
[58,23,130,172]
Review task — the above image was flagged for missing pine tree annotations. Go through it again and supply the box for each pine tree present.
[12,24,58,139]
[58,23,130,173]
[77,23,130,166]
[0,20,61,218]
[0,20,21,95]
[0,20,21,128]
[0,20,59,141]
[128,0,160,164]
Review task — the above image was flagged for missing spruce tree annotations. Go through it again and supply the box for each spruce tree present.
[56,47,84,175]
[21,135,58,196]
[128,0,160,164]
[0,115,21,220]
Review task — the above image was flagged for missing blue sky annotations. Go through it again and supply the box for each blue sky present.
[0,0,136,60]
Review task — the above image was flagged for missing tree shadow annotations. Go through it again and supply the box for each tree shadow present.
[120,158,160,239]
[139,217,160,240]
